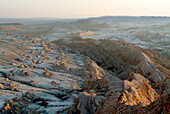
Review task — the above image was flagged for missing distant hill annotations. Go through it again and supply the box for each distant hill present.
[0,23,23,26]
[0,23,23,31]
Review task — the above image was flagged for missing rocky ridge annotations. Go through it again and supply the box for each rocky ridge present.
[54,37,170,113]
[0,34,169,113]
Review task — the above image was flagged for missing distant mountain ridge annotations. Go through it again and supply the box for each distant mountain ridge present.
[0,15,169,21]
[0,23,23,26]
[86,15,170,21]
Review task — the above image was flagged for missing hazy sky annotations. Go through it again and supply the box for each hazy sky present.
[0,0,170,18]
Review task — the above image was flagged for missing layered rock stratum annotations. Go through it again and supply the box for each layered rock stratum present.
[0,34,169,114]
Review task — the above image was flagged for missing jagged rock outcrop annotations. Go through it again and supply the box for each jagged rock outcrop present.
[82,56,123,94]
[29,59,39,68]
[54,38,170,114]
[39,51,46,56]
[54,38,169,83]
[56,53,71,63]
[1,91,41,113]
[36,59,43,64]
[76,92,105,114]
[83,57,105,79]
[122,73,159,106]
[0,34,169,114]
[53,60,70,71]
[18,64,29,68]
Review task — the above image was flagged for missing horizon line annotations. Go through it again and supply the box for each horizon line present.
[0,15,170,20]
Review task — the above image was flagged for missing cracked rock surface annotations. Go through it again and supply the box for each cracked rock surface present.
[0,34,169,114]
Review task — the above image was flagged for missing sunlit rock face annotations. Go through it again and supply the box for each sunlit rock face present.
[122,73,159,106]
[0,34,169,113]
[54,38,169,82]
[54,37,169,113]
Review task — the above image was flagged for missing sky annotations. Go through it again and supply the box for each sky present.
[0,0,170,18]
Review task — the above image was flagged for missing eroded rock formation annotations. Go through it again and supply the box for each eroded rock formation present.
[0,34,169,114]
[54,37,170,114]
[54,38,169,83]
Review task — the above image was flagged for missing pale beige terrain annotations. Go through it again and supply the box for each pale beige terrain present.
[54,37,170,114]
[0,22,55,37]
[0,18,169,114]
[0,34,87,113]
[0,33,169,113]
